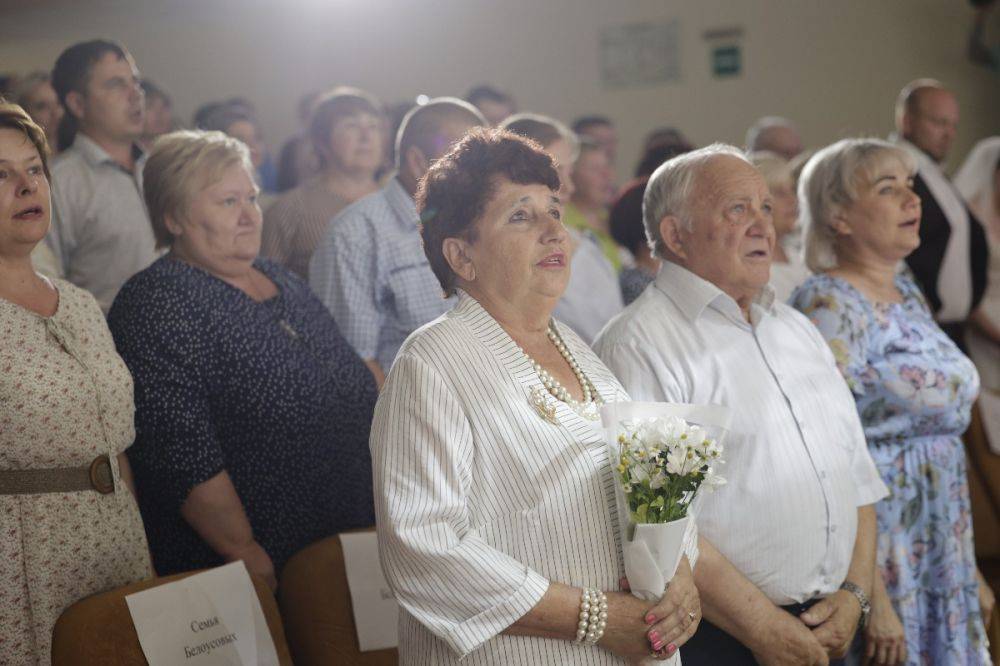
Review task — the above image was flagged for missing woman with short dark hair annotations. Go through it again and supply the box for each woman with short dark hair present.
[609,178,658,304]
[373,128,700,665]
[262,87,386,278]
[501,113,623,343]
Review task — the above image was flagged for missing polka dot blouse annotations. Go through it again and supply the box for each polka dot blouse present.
[108,256,378,577]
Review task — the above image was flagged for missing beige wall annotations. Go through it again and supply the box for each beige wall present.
[2,0,997,176]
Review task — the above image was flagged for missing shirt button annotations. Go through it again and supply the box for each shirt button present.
[831,525,837,533]
[819,471,828,479]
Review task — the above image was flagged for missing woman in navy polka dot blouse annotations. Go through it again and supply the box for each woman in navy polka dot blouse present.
[108,130,378,586]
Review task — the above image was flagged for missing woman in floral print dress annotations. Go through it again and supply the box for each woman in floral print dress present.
[791,138,991,665]
[0,103,152,665]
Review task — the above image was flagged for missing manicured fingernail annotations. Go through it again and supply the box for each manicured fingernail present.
[648,630,660,642]
[645,613,657,624]
[653,640,665,651]
[666,643,677,654]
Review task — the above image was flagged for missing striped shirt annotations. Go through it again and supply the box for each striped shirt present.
[594,262,888,605]
[309,178,453,370]
[372,292,653,664]
[47,134,157,313]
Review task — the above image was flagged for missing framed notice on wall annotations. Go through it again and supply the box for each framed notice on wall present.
[703,26,745,79]
[600,19,681,88]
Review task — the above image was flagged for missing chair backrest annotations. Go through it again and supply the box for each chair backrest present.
[279,530,398,666]
[965,395,1000,559]
[965,397,1000,666]
[51,570,293,665]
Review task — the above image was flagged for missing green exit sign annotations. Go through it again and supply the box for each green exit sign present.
[712,45,741,77]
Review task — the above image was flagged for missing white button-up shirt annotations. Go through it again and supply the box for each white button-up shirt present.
[47,134,156,313]
[895,137,974,322]
[594,262,888,605]
[371,293,641,664]
[553,228,624,344]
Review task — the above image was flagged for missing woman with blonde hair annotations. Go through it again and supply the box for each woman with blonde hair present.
[108,129,377,585]
[791,138,991,665]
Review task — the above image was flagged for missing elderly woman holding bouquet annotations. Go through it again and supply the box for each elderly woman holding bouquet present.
[371,128,701,664]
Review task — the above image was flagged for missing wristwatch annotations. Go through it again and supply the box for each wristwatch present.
[840,581,871,631]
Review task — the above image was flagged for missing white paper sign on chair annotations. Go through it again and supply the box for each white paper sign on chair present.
[340,531,400,651]
[125,561,279,665]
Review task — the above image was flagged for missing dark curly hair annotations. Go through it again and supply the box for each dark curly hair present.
[417,127,561,296]
[609,177,649,255]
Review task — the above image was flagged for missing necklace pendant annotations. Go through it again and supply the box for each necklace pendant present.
[278,319,299,339]
[529,387,559,425]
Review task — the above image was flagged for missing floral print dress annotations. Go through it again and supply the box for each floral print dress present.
[791,274,990,665]
[0,280,152,665]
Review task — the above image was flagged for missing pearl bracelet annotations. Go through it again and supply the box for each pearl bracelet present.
[575,588,608,645]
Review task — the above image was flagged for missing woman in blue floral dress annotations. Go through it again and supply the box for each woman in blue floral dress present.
[790,138,991,665]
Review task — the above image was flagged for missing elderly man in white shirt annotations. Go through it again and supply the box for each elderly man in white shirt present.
[594,144,888,666]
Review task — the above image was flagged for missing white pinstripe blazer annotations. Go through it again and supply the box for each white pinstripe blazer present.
[371,292,640,665]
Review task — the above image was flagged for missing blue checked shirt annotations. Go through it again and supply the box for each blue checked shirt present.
[309,177,454,371]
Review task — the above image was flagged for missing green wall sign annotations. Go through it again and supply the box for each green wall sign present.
[712,45,741,77]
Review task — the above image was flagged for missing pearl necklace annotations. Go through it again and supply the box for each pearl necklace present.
[522,324,603,421]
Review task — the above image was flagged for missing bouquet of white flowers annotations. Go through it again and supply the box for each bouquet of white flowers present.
[601,403,732,604]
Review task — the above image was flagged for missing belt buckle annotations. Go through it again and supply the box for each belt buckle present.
[89,455,115,494]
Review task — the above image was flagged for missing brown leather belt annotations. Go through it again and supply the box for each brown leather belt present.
[0,455,116,495]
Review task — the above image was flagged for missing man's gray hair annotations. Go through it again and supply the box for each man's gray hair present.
[643,142,749,259]
[799,138,916,272]
[745,116,796,152]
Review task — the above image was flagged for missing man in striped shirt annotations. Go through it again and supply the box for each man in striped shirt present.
[309,98,485,387]
[595,144,887,665]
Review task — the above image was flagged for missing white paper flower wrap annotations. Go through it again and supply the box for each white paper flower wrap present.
[600,402,733,664]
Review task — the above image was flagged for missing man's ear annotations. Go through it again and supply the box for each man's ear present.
[900,110,914,139]
[64,90,86,121]
[442,236,476,283]
[404,146,430,183]
[659,215,688,260]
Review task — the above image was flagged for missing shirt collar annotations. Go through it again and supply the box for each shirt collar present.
[71,133,147,172]
[891,136,942,175]
[654,261,776,325]
[384,176,419,227]
[450,289,615,437]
